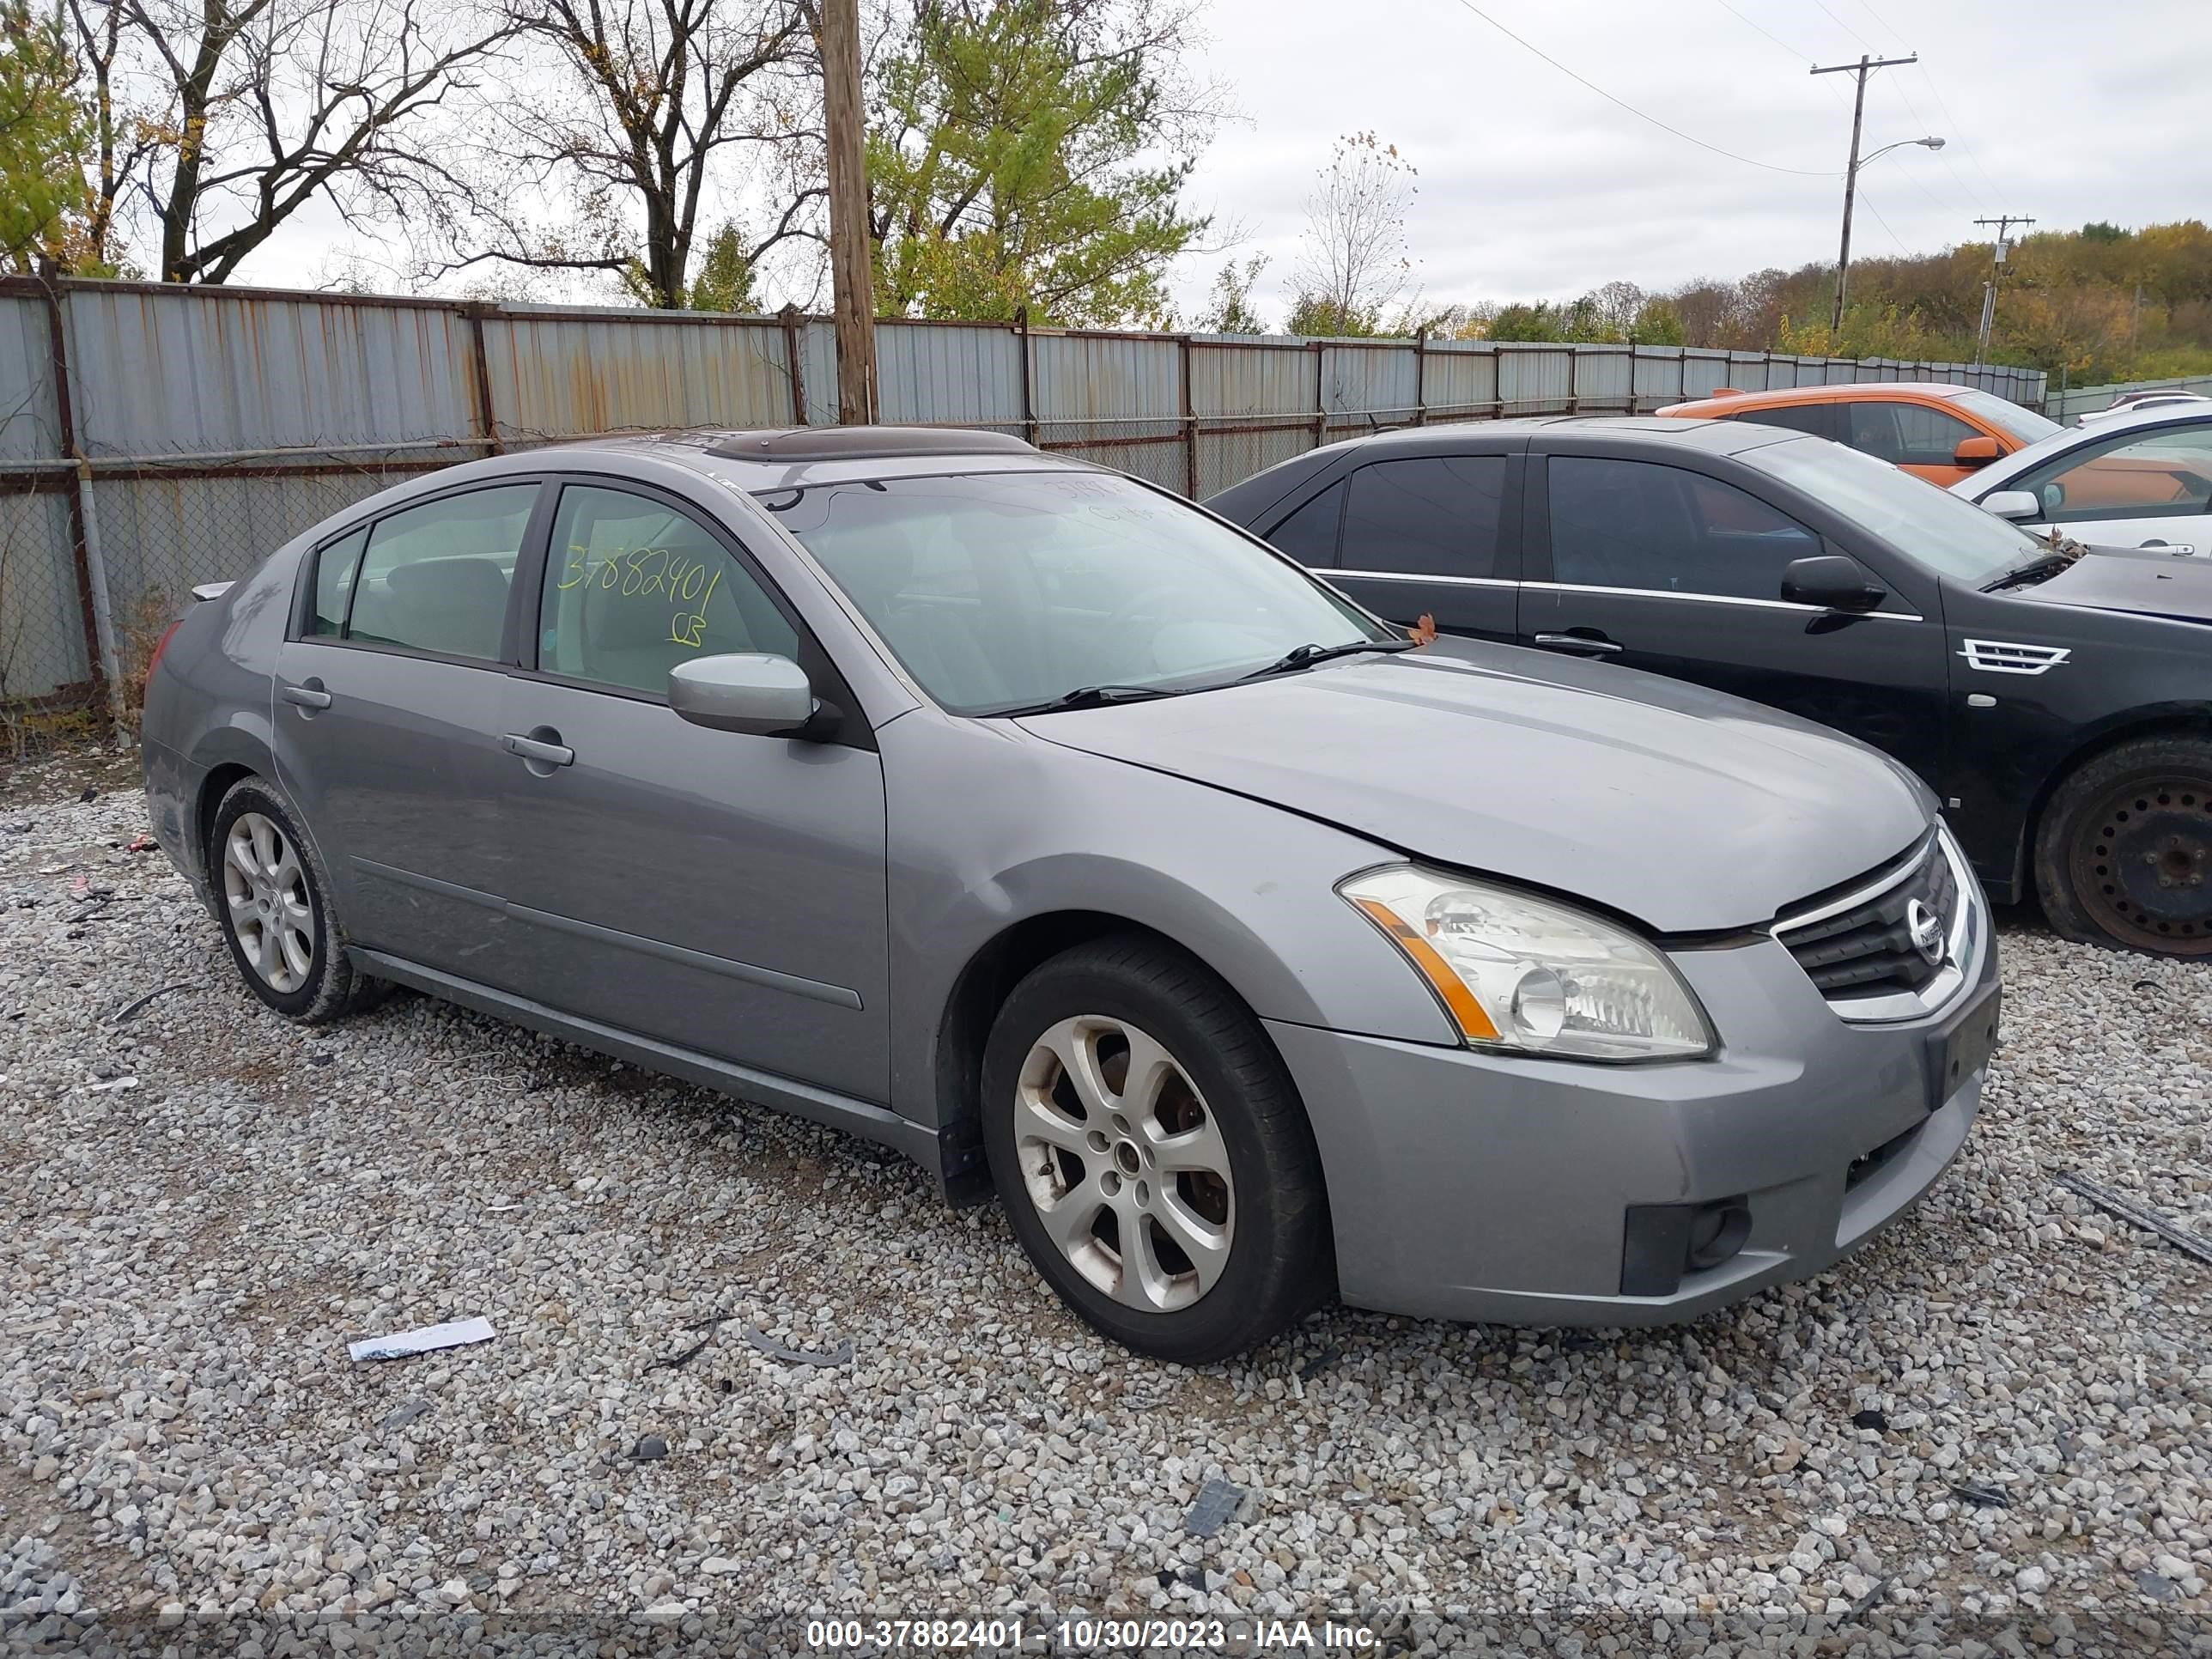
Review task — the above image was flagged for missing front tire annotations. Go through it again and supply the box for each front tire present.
[2034,735,2212,956]
[981,935,1332,1363]
[208,777,389,1021]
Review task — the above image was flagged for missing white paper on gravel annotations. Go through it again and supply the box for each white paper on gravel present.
[347,1317,496,1363]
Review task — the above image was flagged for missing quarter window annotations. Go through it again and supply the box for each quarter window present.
[2008,424,2212,524]
[1547,457,1820,600]
[538,485,798,697]
[1263,480,1346,566]
[1846,401,1979,467]
[307,527,368,638]
[1339,456,1506,577]
[341,485,538,661]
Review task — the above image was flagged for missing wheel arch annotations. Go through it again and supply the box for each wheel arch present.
[930,909,1308,1209]
[2023,706,2212,884]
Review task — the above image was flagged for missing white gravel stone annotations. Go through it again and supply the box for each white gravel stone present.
[2,751,2209,1656]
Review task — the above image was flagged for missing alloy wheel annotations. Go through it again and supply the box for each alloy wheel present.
[222,811,317,993]
[1012,1014,1235,1314]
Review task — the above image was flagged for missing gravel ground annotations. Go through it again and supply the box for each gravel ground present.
[2,752,2209,1657]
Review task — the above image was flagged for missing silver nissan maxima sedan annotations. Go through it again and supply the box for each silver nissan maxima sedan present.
[140,427,1999,1363]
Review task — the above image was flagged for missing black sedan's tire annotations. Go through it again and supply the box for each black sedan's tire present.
[981,934,1333,1364]
[2034,734,2212,957]
[208,776,391,1022]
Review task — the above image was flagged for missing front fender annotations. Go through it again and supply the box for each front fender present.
[879,710,1461,1137]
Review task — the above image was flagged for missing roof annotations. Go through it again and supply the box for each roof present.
[1296,414,1780,457]
[1659,381,1980,416]
[530,424,1091,492]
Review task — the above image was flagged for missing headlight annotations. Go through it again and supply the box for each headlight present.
[1340,866,1714,1060]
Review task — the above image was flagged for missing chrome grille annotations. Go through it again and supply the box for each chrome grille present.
[1773,830,1981,1021]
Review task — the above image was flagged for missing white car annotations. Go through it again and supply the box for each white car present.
[1951,404,2212,556]
[2075,390,2212,426]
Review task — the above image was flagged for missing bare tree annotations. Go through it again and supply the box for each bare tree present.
[72,0,515,284]
[446,0,818,310]
[1288,131,1414,337]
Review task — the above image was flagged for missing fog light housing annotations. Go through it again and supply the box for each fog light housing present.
[1620,1197,1752,1297]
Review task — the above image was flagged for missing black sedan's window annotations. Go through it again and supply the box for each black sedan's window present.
[1339,456,1505,578]
[1261,479,1346,566]
[1548,457,1818,601]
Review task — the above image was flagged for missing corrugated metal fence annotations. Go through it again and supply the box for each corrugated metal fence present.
[2044,372,2212,425]
[0,274,2047,741]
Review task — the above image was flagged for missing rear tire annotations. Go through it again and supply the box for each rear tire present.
[208,777,391,1022]
[2033,735,2212,956]
[981,934,1332,1363]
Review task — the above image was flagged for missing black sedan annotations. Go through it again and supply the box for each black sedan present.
[1207,416,2212,957]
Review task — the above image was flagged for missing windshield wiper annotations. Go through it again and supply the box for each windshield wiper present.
[1239,638,1417,680]
[1985,530,2088,592]
[992,684,1177,717]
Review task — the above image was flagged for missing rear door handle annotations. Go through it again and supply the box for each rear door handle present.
[501,732,574,768]
[1533,633,1623,657]
[281,680,332,709]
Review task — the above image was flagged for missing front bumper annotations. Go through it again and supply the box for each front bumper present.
[1270,929,1998,1328]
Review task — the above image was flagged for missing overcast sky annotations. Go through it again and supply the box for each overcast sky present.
[1170,0,2211,323]
[250,0,2209,322]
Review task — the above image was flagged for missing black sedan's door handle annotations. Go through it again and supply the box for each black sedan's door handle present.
[501,732,574,768]
[1533,633,1624,657]
[280,680,333,710]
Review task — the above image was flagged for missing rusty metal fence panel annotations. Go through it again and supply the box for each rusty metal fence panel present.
[0,274,2051,747]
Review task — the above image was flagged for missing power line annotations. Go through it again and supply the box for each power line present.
[1917,70,2004,204]
[1813,0,1874,51]
[1443,0,1837,177]
[1711,0,1807,63]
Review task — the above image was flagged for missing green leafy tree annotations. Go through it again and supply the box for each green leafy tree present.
[1195,252,1267,332]
[868,0,1220,328]
[0,0,89,270]
[677,220,763,312]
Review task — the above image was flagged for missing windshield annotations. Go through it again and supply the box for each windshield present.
[1949,390,2060,446]
[761,470,1388,714]
[1747,434,2045,584]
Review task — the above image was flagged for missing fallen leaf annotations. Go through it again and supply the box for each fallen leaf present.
[1407,613,1438,647]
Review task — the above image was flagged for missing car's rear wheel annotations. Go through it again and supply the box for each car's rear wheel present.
[980,935,1331,1363]
[209,777,389,1021]
[2035,734,2212,956]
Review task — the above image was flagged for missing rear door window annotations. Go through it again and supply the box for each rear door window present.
[341,484,539,661]
[1728,402,1840,440]
[1338,456,1507,577]
[1547,456,1820,600]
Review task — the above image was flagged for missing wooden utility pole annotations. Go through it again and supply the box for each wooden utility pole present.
[819,0,878,424]
[1812,53,1918,332]
[1972,214,2035,365]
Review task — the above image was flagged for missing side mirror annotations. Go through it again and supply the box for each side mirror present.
[667,653,834,739]
[1979,489,2043,522]
[1780,554,1887,612]
[1953,434,2002,467]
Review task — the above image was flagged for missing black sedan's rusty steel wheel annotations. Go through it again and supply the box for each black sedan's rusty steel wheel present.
[2070,769,2212,953]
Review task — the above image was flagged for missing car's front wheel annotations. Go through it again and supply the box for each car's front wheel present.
[2035,734,2212,956]
[981,935,1332,1363]
[209,777,388,1021]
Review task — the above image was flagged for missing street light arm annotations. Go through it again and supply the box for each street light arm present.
[1856,136,1946,171]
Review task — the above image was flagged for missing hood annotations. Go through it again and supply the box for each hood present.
[1018,642,1932,933]
[2022,550,2212,625]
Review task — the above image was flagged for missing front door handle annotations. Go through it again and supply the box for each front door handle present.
[501,732,574,768]
[281,679,332,710]
[1533,633,1623,657]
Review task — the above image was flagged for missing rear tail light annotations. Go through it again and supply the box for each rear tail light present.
[144,617,185,685]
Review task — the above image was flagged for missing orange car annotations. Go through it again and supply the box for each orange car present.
[1657,382,2060,487]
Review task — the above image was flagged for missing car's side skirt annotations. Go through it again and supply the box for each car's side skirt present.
[347,946,939,1173]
